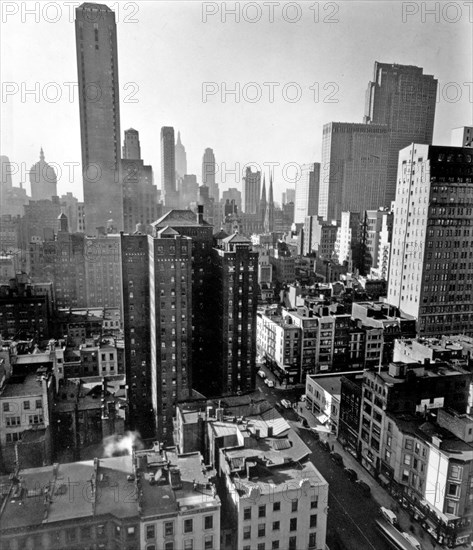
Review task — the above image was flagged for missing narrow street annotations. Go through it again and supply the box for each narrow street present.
[256,374,448,550]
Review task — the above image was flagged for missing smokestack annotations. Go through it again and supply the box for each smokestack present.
[197,204,204,224]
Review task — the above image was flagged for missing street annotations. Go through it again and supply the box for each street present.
[256,375,392,550]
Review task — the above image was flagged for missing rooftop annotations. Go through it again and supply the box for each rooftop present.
[308,375,342,399]
[0,448,219,531]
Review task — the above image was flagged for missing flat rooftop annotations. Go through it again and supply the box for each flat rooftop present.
[308,375,342,398]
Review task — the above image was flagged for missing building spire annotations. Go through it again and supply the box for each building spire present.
[40,147,45,162]
[177,131,182,145]
[268,169,274,205]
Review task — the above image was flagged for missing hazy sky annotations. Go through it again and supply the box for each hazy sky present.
[1,0,472,202]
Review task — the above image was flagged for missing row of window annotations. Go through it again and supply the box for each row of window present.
[242,533,317,550]
[3,400,42,412]
[146,516,214,540]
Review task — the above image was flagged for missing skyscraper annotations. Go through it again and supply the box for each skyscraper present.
[211,234,258,394]
[175,131,187,180]
[364,62,437,205]
[387,143,473,336]
[318,123,389,222]
[29,148,58,201]
[294,163,320,225]
[264,171,275,233]
[121,129,159,232]
[122,127,141,160]
[75,3,123,234]
[161,126,177,208]
[242,167,261,214]
[202,147,218,203]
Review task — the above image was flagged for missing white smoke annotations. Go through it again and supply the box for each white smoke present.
[102,431,144,457]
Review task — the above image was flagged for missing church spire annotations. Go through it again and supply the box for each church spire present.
[260,174,267,225]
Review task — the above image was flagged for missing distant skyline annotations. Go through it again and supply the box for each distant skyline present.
[1,1,471,201]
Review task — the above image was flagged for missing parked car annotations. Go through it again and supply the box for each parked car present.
[318,439,331,451]
[330,452,344,467]
[300,394,307,402]
[265,378,274,387]
[344,468,358,482]
[257,370,266,379]
[401,532,422,550]
[280,399,291,409]
[380,507,398,526]
[356,480,371,495]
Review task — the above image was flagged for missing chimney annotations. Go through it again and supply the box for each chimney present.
[197,204,204,224]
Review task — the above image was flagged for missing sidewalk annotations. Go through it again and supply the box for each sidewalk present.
[296,404,449,550]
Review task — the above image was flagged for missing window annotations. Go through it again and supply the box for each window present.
[146,525,155,540]
[35,399,42,409]
[66,528,76,542]
[165,543,174,550]
[127,526,136,539]
[272,521,280,531]
[272,542,280,549]
[243,526,251,540]
[97,524,105,537]
[23,401,30,410]
[273,501,280,512]
[2,403,9,412]
[257,544,265,550]
[404,454,412,466]
[204,534,213,549]
[291,500,298,512]
[405,439,413,450]
[184,540,193,550]
[290,518,297,531]
[448,484,459,496]
[243,507,251,521]
[204,515,213,530]
[258,505,266,518]
[164,522,174,537]
[310,514,317,528]
[311,498,318,509]
[309,532,317,548]
[450,465,462,480]
[184,519,193,533]
[80,526,91,540]
[289,536,297,550]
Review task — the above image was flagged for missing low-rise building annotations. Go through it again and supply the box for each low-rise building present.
[305,375,345,435]
[0,446,220,550]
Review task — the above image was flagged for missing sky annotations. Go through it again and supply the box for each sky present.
[1,0,472,203]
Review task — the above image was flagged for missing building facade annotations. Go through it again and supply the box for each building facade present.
[387,144,473,336]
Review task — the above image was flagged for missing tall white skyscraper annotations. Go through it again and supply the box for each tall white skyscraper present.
[294,163,319,225]
[175,131,187,180]
[387,142,473,337]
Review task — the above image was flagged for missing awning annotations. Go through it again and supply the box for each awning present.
[317,414,329,424]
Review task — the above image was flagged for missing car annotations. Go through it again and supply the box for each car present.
[300,394,307,402]
[330,452,344,467]
[344,468,358,481]
[401,532,422,550]
[265,378,274,387]
[356,480,371,495]
[257,370,266,379]
[380,506,398,526]
[280,399,291,409]
[318,439,331,451]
